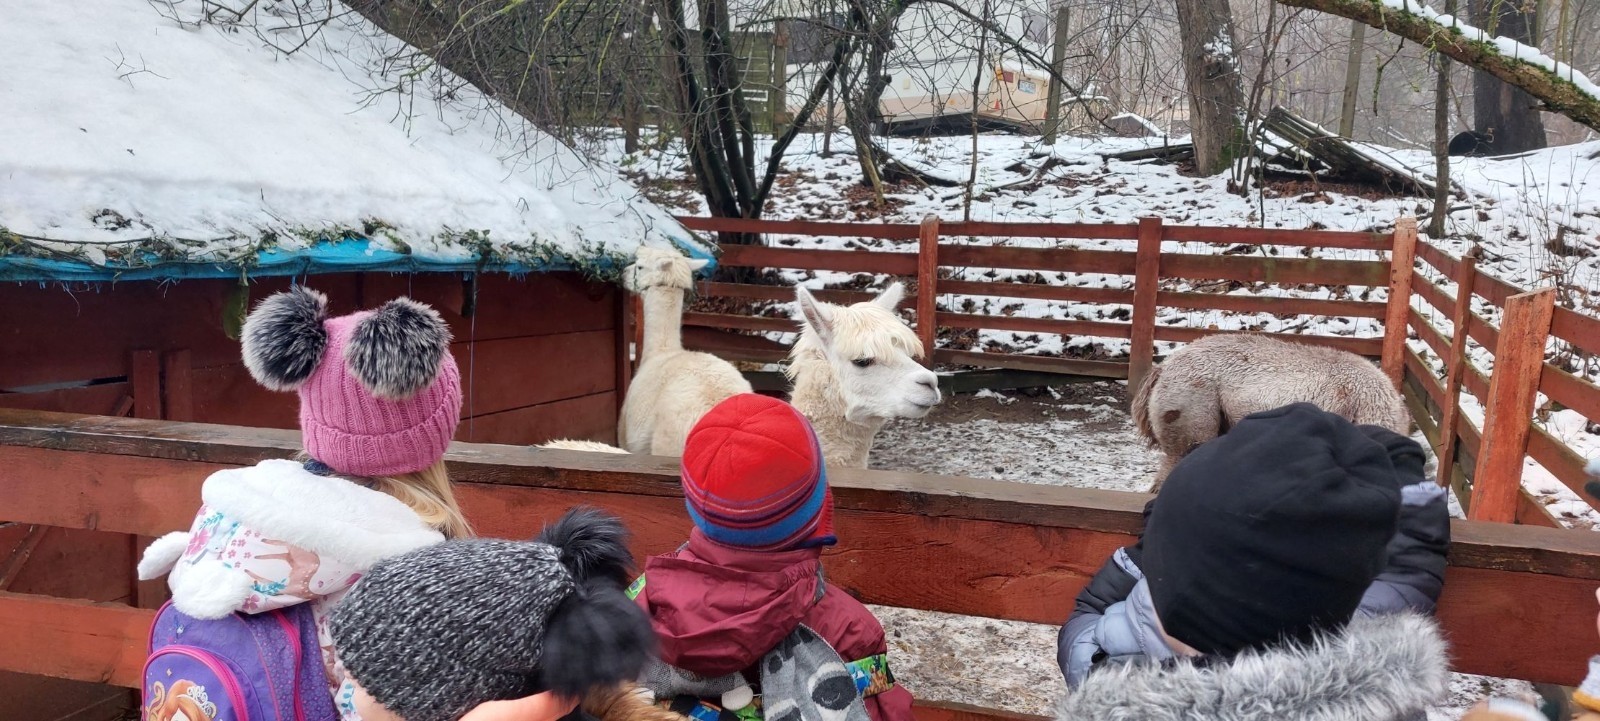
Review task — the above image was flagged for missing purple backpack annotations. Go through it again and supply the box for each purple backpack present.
[143,600,340,721]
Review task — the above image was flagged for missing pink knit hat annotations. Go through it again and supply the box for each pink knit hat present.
[241,287,462,477]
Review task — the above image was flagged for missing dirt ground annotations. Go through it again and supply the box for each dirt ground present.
[863,381,1535,719]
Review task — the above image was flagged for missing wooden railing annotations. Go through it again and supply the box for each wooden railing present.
[1401,241,1600,525]
[2,408,1599,718]
[676,216,1402,390]
[676,215,1600,529]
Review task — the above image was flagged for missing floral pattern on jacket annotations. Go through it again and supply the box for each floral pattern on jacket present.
[140,459,445,721]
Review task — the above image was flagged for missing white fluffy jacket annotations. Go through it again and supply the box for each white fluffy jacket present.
[1054,613,1449,721]
[138,459,444,721]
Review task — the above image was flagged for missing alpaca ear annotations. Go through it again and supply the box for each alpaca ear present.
[242,286,329,391]
[686,258,710,272]
[873,282,906,310]
[795,285,835,344]
[346,297,453,400]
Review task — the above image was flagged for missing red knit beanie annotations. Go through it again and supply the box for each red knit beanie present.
[680,394,835,550]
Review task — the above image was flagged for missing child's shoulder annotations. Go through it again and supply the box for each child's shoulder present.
[200,458,443,568]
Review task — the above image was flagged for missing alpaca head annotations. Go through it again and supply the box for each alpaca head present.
[791,283,941,424]
[623,246,709,294]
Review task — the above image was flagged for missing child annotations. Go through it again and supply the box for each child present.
[138,286,469,720]
[1054,402,1452,720]
[329,507,667,721]
[631,394,915,721]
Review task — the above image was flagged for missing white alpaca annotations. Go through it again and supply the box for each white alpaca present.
[617,247,754,456]
[539,439,630,453]
[787,283,942,468]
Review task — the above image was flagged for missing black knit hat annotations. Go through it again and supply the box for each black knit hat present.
[330,507,655,721]
[1142,402,1402,657]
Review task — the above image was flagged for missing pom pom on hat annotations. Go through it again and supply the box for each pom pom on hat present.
[680,394,834,551]
[239,288,462,477]
[331,507,654,721]
[242,286,329,391]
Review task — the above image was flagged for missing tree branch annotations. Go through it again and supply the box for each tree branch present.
[1273,0,1600,131]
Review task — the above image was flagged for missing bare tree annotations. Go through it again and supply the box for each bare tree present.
[1174,0,1249,174]
[1272,0,1600,131]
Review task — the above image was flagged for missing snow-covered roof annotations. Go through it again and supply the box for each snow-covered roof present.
[0,0,708,282]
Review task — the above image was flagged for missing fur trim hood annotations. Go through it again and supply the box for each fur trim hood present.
[139,459,444,618]
[1054,613,1449,721]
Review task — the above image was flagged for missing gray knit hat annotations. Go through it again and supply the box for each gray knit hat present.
[330,507,656,721]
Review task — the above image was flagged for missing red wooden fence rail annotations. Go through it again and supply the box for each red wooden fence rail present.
[676,215,1399,383]
[670,215,1600,528]
[1404,241,1599,525]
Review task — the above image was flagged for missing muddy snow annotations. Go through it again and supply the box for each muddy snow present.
[862,384,1535,719]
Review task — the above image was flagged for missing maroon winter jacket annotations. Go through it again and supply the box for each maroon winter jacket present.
[634,529,915,721]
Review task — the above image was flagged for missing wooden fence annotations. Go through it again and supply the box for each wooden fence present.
[2,408,1600,720]
[1399,241,1600,525]
[672,215,1600,526]
[676,215,1403,394]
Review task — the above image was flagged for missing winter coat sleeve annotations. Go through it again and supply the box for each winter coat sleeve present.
[153,503,368,618]
[1057,545,1145,687]
[1356,427,1451,617]
[1056,500,1154,685]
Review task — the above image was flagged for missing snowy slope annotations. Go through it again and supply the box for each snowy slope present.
[0,0,700,274]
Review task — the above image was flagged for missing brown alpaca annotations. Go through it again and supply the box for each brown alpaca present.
[1132,333,1409,492]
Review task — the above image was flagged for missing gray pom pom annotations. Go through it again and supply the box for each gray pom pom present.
[346,298,452,400]
[242,287,329,391]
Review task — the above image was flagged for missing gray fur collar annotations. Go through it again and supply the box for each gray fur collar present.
[1054,613,1448,721]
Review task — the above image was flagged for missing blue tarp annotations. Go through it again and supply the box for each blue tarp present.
[0,234,715,282]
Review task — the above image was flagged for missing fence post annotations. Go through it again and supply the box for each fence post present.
[1381,217,1419,390]
[1128,217,1163,396]
[1435,247,1478,497]
[1469,287,1556,523]
[916,215,941,365]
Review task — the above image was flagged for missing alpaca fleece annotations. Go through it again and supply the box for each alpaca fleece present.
[617,247,752,456]
[1054,613,1448,721]
[346,297,453,400]
[1131,332,1409,490]
[242,286,329,390]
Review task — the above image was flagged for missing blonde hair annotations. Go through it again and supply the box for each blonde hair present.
[367,460,473,539]
[296,454,473,539]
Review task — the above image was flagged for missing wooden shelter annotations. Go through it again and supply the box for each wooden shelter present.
[0,2,709,716]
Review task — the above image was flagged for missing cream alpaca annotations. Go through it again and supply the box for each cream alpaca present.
[616,247,754,456]
[1132,333,1409,491]
[540,439,630,454]
[787,283,941,468]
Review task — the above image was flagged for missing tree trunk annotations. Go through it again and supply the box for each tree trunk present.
[1271,0,1600,133]
[1042,4,1071,144]
[1471,0,1548,153]
[1174,0,1249,175]
[1339,20,1366,137]
[1431,21,1452,239]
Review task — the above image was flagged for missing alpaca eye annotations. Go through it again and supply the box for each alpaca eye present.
[851,358,874,368]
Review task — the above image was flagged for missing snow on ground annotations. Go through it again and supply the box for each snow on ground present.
[1,0,693,270]
[872,383,1156,492]
[612,130,1600,521]
[864,384,1538,718]
[613,131,1597,373]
